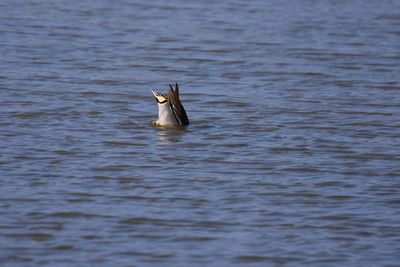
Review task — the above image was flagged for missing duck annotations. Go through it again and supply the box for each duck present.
[152,83,189,126]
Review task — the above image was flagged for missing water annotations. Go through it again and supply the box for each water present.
[1,0,400,266]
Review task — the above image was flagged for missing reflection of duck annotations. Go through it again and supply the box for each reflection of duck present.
[152,83,189,127]
[155,126,187,148]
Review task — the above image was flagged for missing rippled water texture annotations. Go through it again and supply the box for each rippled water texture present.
[1,0,400,266]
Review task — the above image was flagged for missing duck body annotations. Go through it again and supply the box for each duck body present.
[154,101,180,126]
[152,83,189,127]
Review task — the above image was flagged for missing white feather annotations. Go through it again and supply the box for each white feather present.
[156,102,179,126]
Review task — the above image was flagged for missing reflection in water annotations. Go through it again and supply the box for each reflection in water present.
[154,126,188,148]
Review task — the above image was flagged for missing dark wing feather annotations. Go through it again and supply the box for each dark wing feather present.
[167,83,189,126]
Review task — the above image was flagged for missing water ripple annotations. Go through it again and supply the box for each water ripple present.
[1,0,400,266]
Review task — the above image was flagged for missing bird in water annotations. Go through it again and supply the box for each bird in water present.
[152,83,189,126]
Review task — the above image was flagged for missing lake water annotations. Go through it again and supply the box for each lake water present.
[1,0,400,266]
